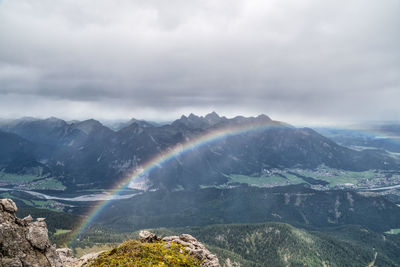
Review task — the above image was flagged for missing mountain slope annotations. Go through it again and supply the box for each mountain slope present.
[0,113,398,190]
[71,221,400,267]
[152,223,400,267]
[0,130,51,176]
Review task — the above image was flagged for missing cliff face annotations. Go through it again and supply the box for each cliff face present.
[0,199,221,267]
[0,198,62,267]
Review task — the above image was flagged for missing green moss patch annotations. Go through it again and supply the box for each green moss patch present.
[89,240,203,266]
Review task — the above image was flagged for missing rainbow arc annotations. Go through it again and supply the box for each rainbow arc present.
[68,121,282,245]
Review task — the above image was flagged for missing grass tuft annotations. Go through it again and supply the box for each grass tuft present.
[89,240,203,266]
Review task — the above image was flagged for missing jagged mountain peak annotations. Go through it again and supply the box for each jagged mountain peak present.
[126,118,154,128]
[207,111,219,116]
[173,114,208,129]
[118,121,146,135]
[224,114,277,127]
[256,114,271,121]
[72,119,106,135]
[42,117,67,127]
[188,113,200,120]
[173,113,285,130]
[205,111,219,118]
[205,111,223,125]
[104,118,157,131]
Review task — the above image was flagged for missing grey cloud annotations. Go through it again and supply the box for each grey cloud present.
[0,0,399,123]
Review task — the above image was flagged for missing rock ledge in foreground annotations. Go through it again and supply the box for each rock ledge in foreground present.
[0,198,61,267]
[0,199,221,267]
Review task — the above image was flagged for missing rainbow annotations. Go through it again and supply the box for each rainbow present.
[67,121,400,245]
[68,120,282,245]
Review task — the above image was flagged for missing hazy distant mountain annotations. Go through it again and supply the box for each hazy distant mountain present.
[0,113,398,190]
[104,118,164,131]
[315,123,400,152]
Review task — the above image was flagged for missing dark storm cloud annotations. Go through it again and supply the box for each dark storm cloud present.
[0,0,399,123]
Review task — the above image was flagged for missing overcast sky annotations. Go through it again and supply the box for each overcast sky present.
[0,0,399,125]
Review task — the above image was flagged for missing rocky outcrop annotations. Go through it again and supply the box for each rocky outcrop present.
[1,199,222,267]
[0,198,62,267]
[60,231,221,266]
[56,248,103,267]
[0,199,104,267]
[138,229,161,242]
[140,230,220,267]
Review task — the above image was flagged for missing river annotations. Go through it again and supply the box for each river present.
[365,184,400,191]
[0,187,139,202]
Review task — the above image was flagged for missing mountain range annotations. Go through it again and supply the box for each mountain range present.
[0,113,398,191]
[2,114,400,265]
